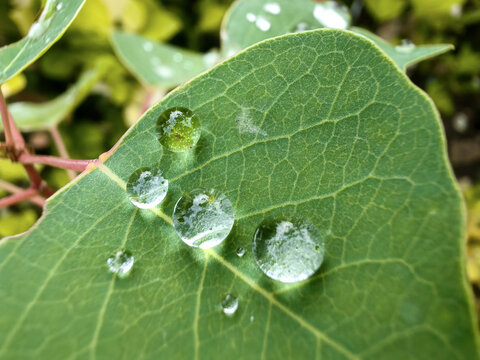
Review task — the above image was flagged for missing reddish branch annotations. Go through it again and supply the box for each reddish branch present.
[0,188,43,208]
[18,153,93,172]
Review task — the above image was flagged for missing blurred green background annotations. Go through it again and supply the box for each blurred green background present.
[1,0,480,316]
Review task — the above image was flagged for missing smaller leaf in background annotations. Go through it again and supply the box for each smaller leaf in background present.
[0,60,108,132]
[0,209,38,238]
[351,27,453,71]
[220,0,351,57]
[0,159,28,183]
[112,31,219,88]
[0,0,86,84]
[69,0,112,37]
[410,0,465,18]
[198,1,229,33]
[363,0,407,22]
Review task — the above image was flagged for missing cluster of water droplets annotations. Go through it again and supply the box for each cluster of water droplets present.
[111,106,327,316]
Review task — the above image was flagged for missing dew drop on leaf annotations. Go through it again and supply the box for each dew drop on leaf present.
[156,107,201,152]
[28,0,58,39]
[236,247,246,257]
[395,39,416,53]
[291,22,315,33]
[263,3,281,15]
[107,249,134,279]
[313,1,351,29]
[126,167,168,209]
[221,293,238,315]
[173,189,234,249]
[252,218,326,283]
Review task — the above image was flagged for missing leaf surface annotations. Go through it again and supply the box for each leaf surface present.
[112,31,219,88]
[0,0,85,84]
[0,30,478,359]
[0,63,106,132]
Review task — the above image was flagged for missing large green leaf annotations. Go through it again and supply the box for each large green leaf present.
[0,30,478,359]
[0,0,86,84]
[0,62,107,132]
[352,27,454,71]
[112,31,219,88]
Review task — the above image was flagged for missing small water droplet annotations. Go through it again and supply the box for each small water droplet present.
[173,189,234,249]
[203,52,219,67]
[56,2,63,10]
[221,293,238,315]
[264,3,281,15]
[252,218,326,283]
[143,42,153,52]
[313,1,351,29]
[292,22,314,33]
[126,167,168,209]
[28,0,58,39]
[250,315,254,322]
[236,247,246,257]
[156,107,201,152]
[173,52,183,63]
[453,113,468,133]
[155,65,173,78]
[246,12,257,23]
[395,39,416,53]
[256,16,271,32]
[107,249,134,278]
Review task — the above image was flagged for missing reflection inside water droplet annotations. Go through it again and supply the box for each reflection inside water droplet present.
[126,167,168,209]
[107,249,134,278]
[156,107,201,152]
[252,218,326,283]
[221,293,238,315]
[173,188,234,249]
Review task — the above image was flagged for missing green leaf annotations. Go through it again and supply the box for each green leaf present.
[0,62,107,132]
[221,0,350,56]
[112,30,219,88]
[0,30,478,358]
[0,0,86,84]
[351,27,454,71]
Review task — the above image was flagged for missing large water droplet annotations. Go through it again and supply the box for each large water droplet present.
[252,218,326,283]
[107,249,134,278]
[221,293,238,315]
[173,188,234,249]
[126,167,168,209]
[313,1,351,29]
[156,107,201,152]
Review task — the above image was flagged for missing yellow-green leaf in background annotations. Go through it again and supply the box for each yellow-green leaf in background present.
[364,0,407,22]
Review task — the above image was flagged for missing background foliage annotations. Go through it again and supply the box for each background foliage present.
[0,0,480,321]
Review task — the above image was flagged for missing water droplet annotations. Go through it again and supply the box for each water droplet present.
[155,65,173,78]
[236,247,246,257]
[256,16,271,32]
[203,52,219,67]
[292,22,314,33]
[56,2,63,10]
[221,293,238,315]
[28,0,58,39]
[395,39,416,53]
[252,218,326,283]
[250,315,254,322]
[107,249,134,278]
[264,3,281,15]
[126,167,168,209]
[156,107,201,152]
[173,52,183,63]
[143,42,153,52]
[246,12,257,23]
[313,1,351,29]
[453,113,468,133]
[173,189,234,249]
